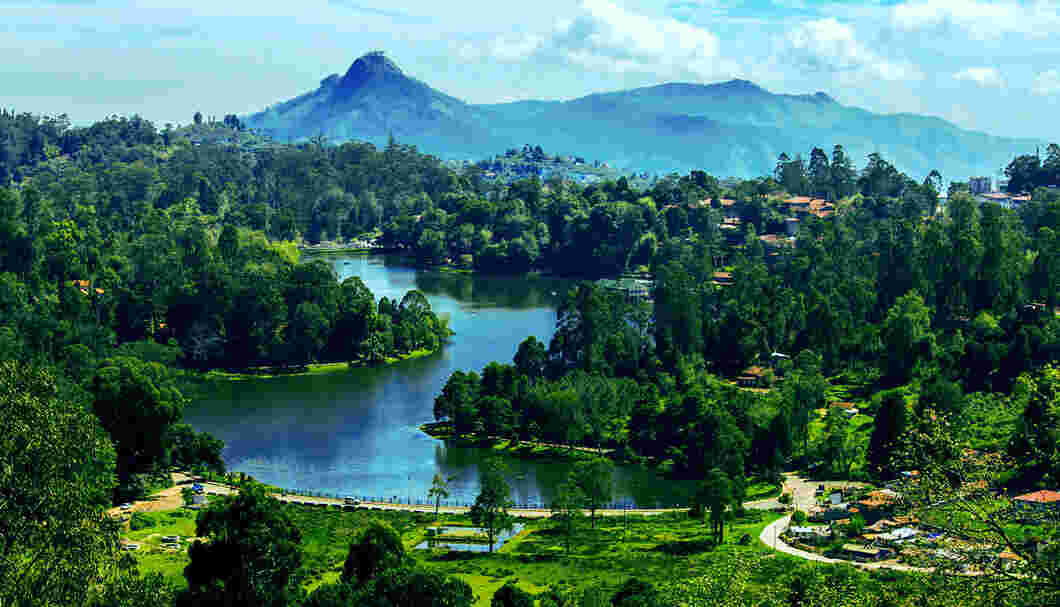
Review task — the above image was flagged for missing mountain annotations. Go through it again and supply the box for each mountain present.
[245,52,1040,180]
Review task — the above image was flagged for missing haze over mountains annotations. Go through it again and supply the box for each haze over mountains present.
[246,51,1039,181]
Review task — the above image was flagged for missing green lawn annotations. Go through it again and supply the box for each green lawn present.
[125,503,786,602]
[424,510,784,605]
[124,503,433,591]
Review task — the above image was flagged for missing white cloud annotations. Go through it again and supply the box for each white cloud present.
[890,0,1060,40]
[1034,69,1060,96]
[783,18,919,82]
[467,0,732,81]
[953,66,1002,87]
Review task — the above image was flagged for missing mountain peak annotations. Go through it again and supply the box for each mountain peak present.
[717,79,764,92]
[344,51,403,79]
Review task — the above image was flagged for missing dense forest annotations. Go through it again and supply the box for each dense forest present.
[3,109,1060,606]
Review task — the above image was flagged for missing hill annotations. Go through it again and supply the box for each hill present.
[247,51,1038,181]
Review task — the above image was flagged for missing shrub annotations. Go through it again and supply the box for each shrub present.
[738,533,752,545]
[792,510,807,525]
[129,512,156,531]
[778,493,792,505]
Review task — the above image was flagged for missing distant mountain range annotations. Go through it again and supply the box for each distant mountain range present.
[245,51,1040,180]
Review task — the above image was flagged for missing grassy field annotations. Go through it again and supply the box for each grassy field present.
[424,510,785,606]
[124,502,785,603]
[123,504,432,590]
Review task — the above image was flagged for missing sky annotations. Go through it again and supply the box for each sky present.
[3,0,1060,142]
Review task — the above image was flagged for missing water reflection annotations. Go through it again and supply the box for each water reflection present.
[185,255,693,507]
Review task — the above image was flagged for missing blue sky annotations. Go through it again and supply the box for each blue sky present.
[3,0,1059,142]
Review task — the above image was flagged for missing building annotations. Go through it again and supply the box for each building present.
[1013,490,1060,514]
[711,271,733,287]
[737,366,769,388]
[842,544,891,562]
[969,176,991,194]
[596,278,653,303]
[788,526,831,544]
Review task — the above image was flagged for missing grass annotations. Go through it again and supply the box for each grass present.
[205,349,437,382]
[424,510,785,605]
[123,502,434,591]
[124,502,787,602]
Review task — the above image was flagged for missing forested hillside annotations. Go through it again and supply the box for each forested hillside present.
[3,109,1059,606]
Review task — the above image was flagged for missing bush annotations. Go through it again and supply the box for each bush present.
[129,512,156,531]
[778,493,792,505]
[792,510,807,525]
[738,533,752,545]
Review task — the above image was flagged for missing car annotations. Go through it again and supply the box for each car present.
[343,497,360,506]
[123,543,140,551]
[119,503,133,510]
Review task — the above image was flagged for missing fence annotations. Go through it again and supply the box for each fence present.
[277,488,685,510]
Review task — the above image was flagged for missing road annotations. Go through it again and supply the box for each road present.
[111,472,684,519]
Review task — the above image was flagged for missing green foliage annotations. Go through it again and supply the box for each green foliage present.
[179,483,303,607]
[0,362,121,607]
[469,457,516,553]
[129,512,157,531]
[492,581,534,607]
[341,520,407,585]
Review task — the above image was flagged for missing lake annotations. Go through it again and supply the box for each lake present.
[184,255,694,508]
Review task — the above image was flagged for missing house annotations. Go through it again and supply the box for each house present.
[876,527,918,545]
[737,366,768,387]
[788,526,831,544]
[809,504,853,523]
[784,217,800,236]
[994,551,1024,572]
[856,490,900,522]
[829,401,858,416]
[841,544,891,562]
[711,271,733,287]
[1013,490,1060,514]
[759,234,795,252]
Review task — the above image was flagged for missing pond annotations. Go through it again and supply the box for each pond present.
[184,255,695,507]
[414,524,525,552]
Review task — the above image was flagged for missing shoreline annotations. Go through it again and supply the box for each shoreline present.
[419,422,616,462]
[205,348,438,382]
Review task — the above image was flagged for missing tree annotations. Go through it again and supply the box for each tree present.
[179,483,303,607]
[492,582,533,607]
[342,520,407,585]
[91,356,185,493]
[696,468,732,545]
[881,291,934,384]
[867,392,909,480]
[218,224,239,263]
[513,335,546,379]
[0,362,122,607]
[468,457,515,553]
[572,458,614,529]
[193,111,203,125]
[549,480,584,556]
[428,473,451,520]
[1005,154,1042,193]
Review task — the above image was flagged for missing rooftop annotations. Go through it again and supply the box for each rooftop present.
[1014,490,1060,503]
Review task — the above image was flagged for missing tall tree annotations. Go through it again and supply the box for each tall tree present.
[468,457,515,553]
[571,458,614,529]
[549,480,584,556]
[867,392,910,480]
[180,483,303,607]
[342,520,407,585]
[696,467,733,545]
[427,473,451,520]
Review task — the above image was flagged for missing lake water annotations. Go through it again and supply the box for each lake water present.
[184,255,694,507]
